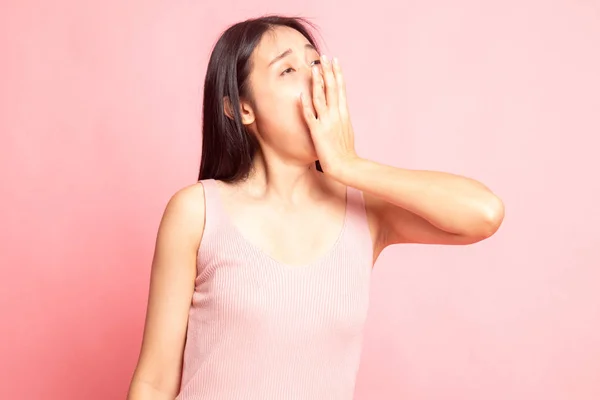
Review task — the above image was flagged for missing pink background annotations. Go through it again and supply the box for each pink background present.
[1,0,599,399]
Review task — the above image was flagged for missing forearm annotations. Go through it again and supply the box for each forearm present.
[332,157,504,236]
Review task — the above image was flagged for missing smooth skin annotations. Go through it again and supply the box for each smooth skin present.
[127,26,504,399]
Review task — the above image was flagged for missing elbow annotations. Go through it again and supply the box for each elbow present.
[479,194,505,239]
[460,195,505,243]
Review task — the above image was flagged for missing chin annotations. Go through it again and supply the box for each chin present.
[296,143,318,166]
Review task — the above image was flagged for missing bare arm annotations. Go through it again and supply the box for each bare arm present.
[331,157,505,247]
[127,184,206,400]
[298,55,503,248]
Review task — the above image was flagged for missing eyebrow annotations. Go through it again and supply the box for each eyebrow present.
[268,44,317,67]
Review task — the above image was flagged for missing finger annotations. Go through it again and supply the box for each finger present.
[332,57,348,118]
[299,92,317,128]
[321,55,338,110]
[311,65,327,118]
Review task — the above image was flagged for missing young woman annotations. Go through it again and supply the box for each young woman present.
[127,15,504,400]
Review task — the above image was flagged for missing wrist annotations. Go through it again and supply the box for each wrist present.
[327,155,364,184]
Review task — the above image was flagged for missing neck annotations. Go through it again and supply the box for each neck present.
[241,150,325,204]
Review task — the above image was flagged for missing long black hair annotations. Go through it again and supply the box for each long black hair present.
[198,15,323,183]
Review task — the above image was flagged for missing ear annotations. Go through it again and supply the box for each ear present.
[223,96,255,125]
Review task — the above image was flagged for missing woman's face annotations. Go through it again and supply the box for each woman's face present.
[244,26,322,164]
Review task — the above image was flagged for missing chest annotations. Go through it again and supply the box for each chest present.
[197,254,372,338]
[223,196,348,268]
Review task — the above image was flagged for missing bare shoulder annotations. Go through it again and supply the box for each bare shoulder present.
[158,182,207,249]
[165,182,206,214]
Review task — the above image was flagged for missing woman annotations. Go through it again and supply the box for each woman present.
[127,15,504,400]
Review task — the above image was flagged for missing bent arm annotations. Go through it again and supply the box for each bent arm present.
[331,157,504,247]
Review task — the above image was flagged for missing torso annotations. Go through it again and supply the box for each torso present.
[175,177,376,399]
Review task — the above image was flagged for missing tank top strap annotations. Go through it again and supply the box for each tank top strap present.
[200,179,372,260]
[198,178,227,238]
[345,185,369,227]
[199,178,217,208]
[201,179,370,233]
[342,185,374,263]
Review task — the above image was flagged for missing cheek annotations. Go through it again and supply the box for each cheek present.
[257,86,306,127]
[274,83,303,110]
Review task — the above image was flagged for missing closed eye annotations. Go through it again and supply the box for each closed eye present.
[280,59,322,76]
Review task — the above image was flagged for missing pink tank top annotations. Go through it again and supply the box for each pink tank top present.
[176,179,373,400]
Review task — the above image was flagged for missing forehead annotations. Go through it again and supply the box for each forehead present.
[252,26,316,66]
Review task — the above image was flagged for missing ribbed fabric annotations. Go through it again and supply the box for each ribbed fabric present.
[175,178,373,400]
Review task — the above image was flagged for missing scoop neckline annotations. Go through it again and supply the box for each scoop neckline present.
[206,178,349,270]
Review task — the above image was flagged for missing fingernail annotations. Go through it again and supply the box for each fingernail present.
[321,54,328,63]
[333,57,339,66]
